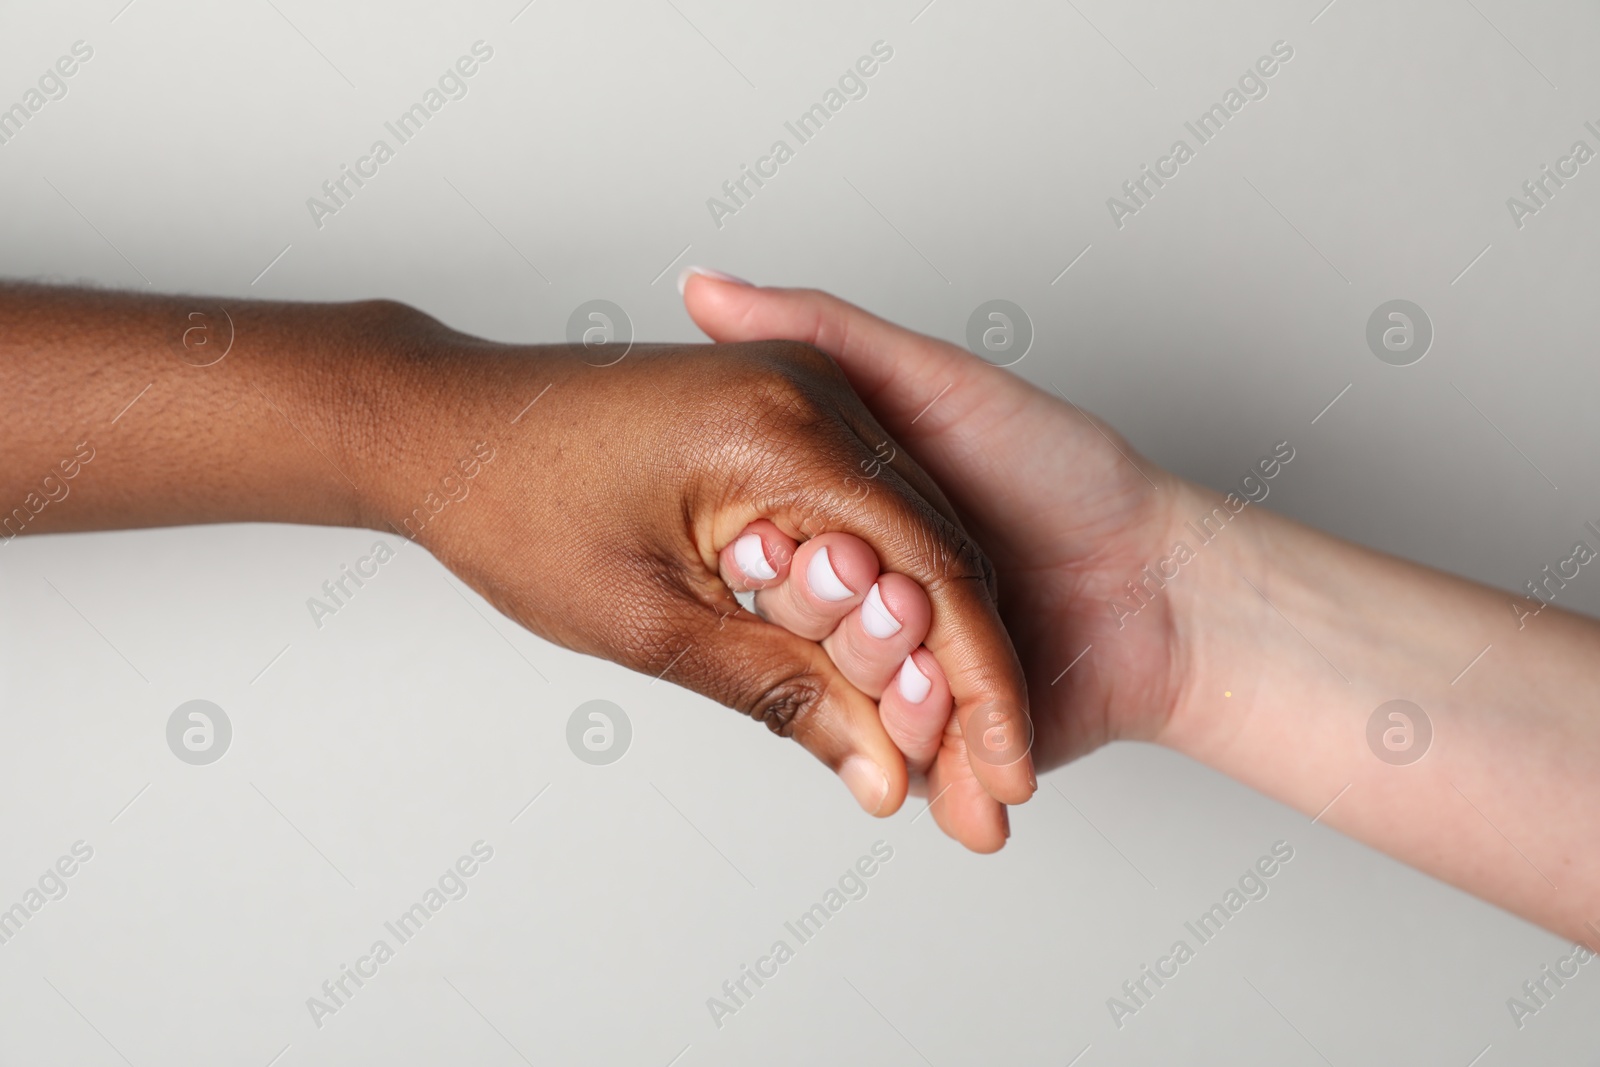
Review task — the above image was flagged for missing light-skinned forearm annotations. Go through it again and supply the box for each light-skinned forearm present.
[1160,483,1600,944]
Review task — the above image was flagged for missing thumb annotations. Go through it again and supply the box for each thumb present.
[681,270,1031,438]
[659,594,911,819]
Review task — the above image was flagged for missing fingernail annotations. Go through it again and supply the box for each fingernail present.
[898,655,931,703]
[840,756,889,815]
[860,583,902,639]
[806,546,855,602]
[677,265,752,296]
[733,532,777,581]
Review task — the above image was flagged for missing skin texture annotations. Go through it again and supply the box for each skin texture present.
[0,282,1034,852]
[683,273,1600,945]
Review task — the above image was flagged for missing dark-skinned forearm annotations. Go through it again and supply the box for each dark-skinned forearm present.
[0,284,429,536]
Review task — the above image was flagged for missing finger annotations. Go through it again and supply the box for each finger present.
[923,698,1010,853]
[658,599,908,819]
[753,532,878,641]
[926,752,1010,855]
[821,572,931,699]
[876,646,950,774]
[718,519,796,592]
[817,459,1038,806]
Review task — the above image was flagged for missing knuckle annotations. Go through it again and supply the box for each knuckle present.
[948,531,998,593]
[878,484,987,585]
[916,517,999,603]
[953,534,1001,603]
[743,667,831,739]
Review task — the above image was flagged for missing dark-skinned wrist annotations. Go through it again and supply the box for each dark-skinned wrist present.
[319,300,516,541]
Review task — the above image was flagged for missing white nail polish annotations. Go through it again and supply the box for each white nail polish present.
[677,265,753,296]
[898,655,931,703]
[734,533,777,581]
[860,583,902,639]
[807,546,855,602]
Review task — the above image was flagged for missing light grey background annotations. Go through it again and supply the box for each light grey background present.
[2,0,1597,1063]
